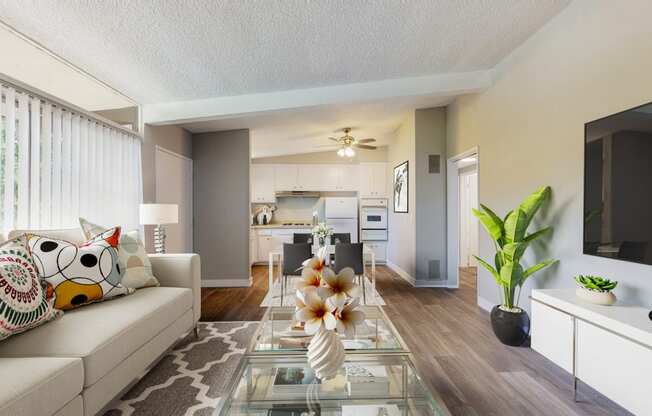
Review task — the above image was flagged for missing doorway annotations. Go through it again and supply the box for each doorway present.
[446,148,479,292]
[458,164,478,267]
[155,146,193,253]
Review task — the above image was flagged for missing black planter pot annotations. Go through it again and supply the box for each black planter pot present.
[490,305,530,347]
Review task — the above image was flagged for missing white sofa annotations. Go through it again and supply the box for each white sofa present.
[0,229,201,416]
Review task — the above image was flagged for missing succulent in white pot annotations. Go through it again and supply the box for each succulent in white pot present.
[574,275,618,305]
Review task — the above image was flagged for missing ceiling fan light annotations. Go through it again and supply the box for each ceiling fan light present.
[337,148,346,157]
[344,147,355,157]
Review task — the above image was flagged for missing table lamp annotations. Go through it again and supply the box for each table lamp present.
[139,203,178,253]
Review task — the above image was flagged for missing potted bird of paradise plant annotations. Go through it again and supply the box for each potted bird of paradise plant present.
[473,186,557,346]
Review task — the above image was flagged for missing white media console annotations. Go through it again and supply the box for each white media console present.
[531,289,652,415]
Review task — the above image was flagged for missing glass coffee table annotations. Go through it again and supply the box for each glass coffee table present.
[216,306,449,415]
[249,306,407,355]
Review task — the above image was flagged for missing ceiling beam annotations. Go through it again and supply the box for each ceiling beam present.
[143,70,493,125]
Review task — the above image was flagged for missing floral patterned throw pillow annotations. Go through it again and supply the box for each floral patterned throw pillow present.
[28,227,133,310]
[0,235,62,340]
[79,218,159,289]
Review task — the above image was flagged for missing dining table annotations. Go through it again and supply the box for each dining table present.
[268,243,377,304]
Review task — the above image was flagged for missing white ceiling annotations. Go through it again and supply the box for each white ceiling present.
[0,0,569,105]
[185,94,453,158]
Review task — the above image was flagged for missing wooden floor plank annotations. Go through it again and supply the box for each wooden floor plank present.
[200,265,630,416]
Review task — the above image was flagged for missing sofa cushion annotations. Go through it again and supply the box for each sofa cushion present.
[0,235,62,341]
[0,357,83,416]
[27,229,133,310]
[0,287,192,387]
[79,218,160,289]
[8,228,85,244]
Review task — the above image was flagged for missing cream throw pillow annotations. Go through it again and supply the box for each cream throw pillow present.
[79,218,159,289]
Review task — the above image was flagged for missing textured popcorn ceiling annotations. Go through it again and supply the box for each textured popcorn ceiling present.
[0,0,569,105]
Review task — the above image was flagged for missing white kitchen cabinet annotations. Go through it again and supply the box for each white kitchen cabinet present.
[255,228,312,263]
[264,163,365,192]
[359,163,387,197]
[297,165,329,190]
[336,165,359,191]
[251,164,276,203]
[249,230,257,266]
[274,165,300,191]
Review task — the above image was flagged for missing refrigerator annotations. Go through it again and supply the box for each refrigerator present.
[324,197,358,243]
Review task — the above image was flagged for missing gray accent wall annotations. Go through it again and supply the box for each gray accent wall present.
[192,129,250,283]
[414,108,447,282]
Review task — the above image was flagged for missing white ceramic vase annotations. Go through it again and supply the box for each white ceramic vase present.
[575,287,616,305]
[307,328,345,380]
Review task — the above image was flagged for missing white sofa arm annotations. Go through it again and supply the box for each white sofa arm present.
[149,253,201,324]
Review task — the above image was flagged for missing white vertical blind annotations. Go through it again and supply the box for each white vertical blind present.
[0,84,143,232]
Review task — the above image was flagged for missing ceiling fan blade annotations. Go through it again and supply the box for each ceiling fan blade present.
[354,144,377,150]
[357,138,376,143]
[328,137,340,142]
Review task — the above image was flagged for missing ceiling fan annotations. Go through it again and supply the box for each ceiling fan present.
[323,127,377,157]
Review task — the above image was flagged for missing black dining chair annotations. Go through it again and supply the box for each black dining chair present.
[293,233,313,244]
[331,233,351,245]
[333,243,367,304]
[282,243,313,305]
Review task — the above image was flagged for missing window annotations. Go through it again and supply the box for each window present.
[0,83,142,232]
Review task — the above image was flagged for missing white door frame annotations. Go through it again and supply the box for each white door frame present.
[446,146,479,290]
[155,145,193,252]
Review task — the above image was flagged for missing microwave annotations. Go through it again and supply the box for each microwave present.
[361,207,387,229]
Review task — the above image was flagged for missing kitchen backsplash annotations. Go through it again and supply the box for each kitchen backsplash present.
[253,197,323,222]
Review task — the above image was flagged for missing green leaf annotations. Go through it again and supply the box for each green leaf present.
[494,251,504,273]
[504,209,528,243]
[524,226,553,243]
[502,242,529,263]
[523,259,556,279]
[499,262,524,289]
[519,186,551,228]
[473,208,503,243]
[473,255,501,285]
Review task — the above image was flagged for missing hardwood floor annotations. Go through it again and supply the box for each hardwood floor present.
[201,265,630,416]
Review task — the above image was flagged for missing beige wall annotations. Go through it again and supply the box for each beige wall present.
[387,114,416,278]
[252,147,387,164]
[447,0,652,309]
[141,124,193,251]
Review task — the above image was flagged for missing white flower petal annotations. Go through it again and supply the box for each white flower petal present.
[318,286,334,299]
[329,292,347,309]
[338,267,355,284]
[296,307,315,322]
[321,268,337,287]
[323,312,337,330]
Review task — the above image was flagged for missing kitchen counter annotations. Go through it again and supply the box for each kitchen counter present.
[250,224,314,229]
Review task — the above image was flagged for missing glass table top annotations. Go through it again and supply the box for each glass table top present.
[217,355,447,416]
[249,306,407,355]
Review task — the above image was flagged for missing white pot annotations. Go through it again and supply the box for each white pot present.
[307,328,345,380]
[575,287,617,305]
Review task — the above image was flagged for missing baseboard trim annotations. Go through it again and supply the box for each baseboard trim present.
[386,261,416,286]
[477,296,494,312]
[202,277,252,287]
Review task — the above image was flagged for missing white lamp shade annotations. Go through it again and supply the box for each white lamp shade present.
[139,203,179,225]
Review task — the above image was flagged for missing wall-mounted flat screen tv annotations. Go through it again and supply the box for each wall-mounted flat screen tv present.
[584,101,652,265]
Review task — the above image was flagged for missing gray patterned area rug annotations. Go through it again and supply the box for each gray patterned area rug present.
[104,321,258,416]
